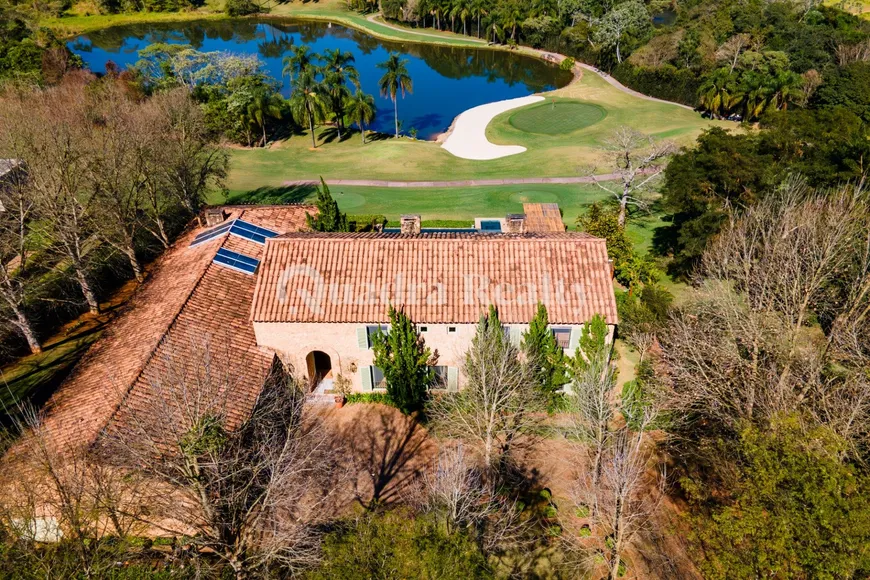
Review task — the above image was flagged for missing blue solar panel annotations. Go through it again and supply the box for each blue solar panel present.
[230,219,278,245]
[190,220,234,247]
[213,248,260,275]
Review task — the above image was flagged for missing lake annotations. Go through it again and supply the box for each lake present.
[69,19,573,140]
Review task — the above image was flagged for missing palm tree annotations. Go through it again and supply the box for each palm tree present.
[289,70,326,149]
[322,49,360,139]
[346,90,376,144]
[768,70,803,111]
[740,72,770,121]
[281,44,314,88]
[247,90,283,147]
[698,67,740,119]
[377,53,413,138]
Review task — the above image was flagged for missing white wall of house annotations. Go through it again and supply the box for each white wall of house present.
[253,321,615,393]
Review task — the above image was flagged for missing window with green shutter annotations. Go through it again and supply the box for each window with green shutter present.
[360,366,373,391]
[447,367,459,391]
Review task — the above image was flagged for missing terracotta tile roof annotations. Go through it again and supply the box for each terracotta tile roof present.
[37,205,315,452]
[523,203,566,232]
[251,232,617,325]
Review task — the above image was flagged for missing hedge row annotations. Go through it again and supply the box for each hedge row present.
[611,63,701,108]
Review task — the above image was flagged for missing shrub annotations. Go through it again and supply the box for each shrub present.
[575,505,590,518]
[543,506,558,519]
[579,526,592,537]
[346,392,395,406]
[311,511,493,579]
[224,0,261,16]
[347,214,387,232]
[560,56,576,71]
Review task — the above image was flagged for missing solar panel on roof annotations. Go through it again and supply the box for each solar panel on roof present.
[190,219,234,247]
[213,247,260,275]
[230,219,278,244]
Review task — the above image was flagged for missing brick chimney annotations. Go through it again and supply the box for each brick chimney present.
[505,213,526,233]
[204,208,228,227]
[400,214,421,235]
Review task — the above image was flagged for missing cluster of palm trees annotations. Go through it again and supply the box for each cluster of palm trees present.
[697,66,804,121]
[282,46,413,147]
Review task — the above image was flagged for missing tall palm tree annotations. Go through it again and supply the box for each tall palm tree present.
[322,49,360,139]
[377,53,413,138]
[247,90,283,147]
[698,67,740,119]
[289,70,326,149]
[346,89,376,144]
[281,44,314,88]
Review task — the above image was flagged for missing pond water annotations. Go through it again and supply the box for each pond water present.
[69,19,572,140]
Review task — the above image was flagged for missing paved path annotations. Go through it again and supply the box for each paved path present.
[284,173,626,188]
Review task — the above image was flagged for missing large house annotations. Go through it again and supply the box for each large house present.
[36,203,617,450]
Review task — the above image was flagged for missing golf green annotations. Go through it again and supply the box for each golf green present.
[509,101,607,135]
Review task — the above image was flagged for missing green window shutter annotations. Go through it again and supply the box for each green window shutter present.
[447,367,459,392]
[357,327,369,349]
[360,366,373,391]
[568,327,581,352]
[509,326,523,347]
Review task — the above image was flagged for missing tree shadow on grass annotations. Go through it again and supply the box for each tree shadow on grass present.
[0,322,107,428]
[226,184,317,205]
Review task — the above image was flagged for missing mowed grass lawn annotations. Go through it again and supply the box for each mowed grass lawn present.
[223,182,665,252]
[227,68,730,185]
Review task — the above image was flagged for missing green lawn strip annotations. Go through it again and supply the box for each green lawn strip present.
[41,9,226,37]
[224,182,657,240]
[0,329,103,416]
[268,4,485,47]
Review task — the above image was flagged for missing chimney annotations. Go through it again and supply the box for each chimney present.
[505,213,526,233]
[204,208,228,227]
[400,214,421,235]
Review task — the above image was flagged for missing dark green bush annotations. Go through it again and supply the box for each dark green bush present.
[224,0,261,16]
[347,214,387,232]
[612,63,701,108]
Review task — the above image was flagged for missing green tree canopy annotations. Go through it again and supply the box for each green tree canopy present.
[305,178,348,232]
[521,303,568,405]
[371,306,435,415]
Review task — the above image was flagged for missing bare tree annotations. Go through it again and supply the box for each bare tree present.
[87,81,150,282]
[565,315,616,510]
[0,403,150,579]
[655,181,870,448]
[715,33,752,73]
[568,408,665,580]
[590,127,676,227]
[427,308,542,473]
[100,335,344,579]
[0,166,41,353]
[0,77,102,314]
[148,88,228,220]
[417,441,534,559]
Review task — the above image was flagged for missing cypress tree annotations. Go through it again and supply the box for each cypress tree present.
[371,306,436,415]
[306,177,348,232]
[522,303,569,404]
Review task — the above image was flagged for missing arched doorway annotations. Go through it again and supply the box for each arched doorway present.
[305,350,333,393]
